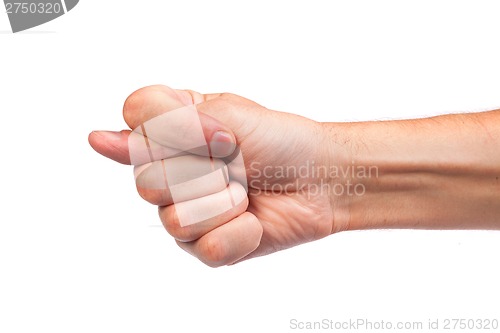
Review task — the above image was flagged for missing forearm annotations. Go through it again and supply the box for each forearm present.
[326,110,500,231]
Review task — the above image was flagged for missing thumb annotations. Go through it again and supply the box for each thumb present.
[127,104,237,165]
[89,86,236,165]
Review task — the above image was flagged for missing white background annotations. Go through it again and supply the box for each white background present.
[1,1,500,332]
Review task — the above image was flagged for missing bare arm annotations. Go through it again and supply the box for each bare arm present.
[327,110,500,232]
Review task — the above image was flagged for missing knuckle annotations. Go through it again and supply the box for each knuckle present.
[199,236,227,268]
[123,87,150,120]
[136,186,171,206]
[123,85,171,127]
[219,92,259,107]
[159,206,196,242]
[123,87,151,127]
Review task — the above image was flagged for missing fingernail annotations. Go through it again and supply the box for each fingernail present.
[92,131,122,141]
[210,131,235,157]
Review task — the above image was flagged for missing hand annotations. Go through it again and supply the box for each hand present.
[89,85,345,266]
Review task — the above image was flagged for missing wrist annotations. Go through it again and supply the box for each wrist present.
[319,121,356,233]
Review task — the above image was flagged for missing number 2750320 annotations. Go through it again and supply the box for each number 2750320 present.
[5,2,62,14]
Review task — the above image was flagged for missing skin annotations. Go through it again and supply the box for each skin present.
[88,85,500,267]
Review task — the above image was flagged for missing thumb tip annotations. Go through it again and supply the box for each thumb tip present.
[209,131,236,157]
[87,130,132,165]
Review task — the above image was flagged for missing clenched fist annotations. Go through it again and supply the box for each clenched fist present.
[89,85,342,266]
